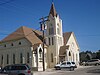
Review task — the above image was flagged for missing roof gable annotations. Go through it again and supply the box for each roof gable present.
[63,32,72,45]
[59,45,69,56]
[63,32,80,49]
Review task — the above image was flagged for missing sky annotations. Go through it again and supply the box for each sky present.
[0,0,100,52]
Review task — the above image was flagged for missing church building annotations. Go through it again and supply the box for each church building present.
[0,3,80,71]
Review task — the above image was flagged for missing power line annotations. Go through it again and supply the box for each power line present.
[0,2,36,16]
[0,1,40,28]
[0,0,38,16]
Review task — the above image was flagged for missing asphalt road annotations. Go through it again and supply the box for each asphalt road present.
[53,66,100,75]
[0,66,100,75]
[34,66,100,75]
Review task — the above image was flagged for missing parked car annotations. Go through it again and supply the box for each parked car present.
[0,66,2,73]
[85,59,100,66]
[54,61,76,71]
[1,64,32,75]
[71,62,77,68]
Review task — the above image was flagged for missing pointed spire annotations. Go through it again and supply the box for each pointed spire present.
[49,2,57,17]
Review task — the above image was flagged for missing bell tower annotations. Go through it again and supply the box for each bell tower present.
[46,3,63,68]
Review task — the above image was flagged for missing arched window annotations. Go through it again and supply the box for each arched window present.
[19,42,21,45]
[11,43,14,46]
[39,49,42,62]
[69,52,71,56]
[4,44,6,47]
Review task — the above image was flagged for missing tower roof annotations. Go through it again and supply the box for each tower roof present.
[49,3,57,17]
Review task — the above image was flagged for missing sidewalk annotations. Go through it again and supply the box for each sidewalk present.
[33,66,91,75]
[33,68,56,75]
[76,66,92,69]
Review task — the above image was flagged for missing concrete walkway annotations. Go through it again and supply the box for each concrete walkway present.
[33,66,91,75]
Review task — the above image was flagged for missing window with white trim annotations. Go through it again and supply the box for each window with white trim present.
[39,49,42,62]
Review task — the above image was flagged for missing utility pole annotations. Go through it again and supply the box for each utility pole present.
[39,16,48,71]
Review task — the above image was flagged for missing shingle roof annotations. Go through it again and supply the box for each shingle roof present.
[63,32,72,45]
[1,26,43,45]
[59,45,69,56]
[49,3,57,17]
[63,32,80,50]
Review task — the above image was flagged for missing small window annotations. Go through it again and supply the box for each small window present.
[51,53,53,62]
[49,37,51,45]
[11,43,14,46]
[4,44,6,47]
[39,49,42,62]
[19,42,21,45]
[20,53,23,64]
[57,23,59,26]
[49,26,54,35]
[69,52,71,56]
[50,23,53,27]
[52,37,54,45]
[49,24,54,35]
[27,52,30,63]
[1,55,3,65]
[13,54,15,64]
[57,28,60,35]
[7,54,9,64]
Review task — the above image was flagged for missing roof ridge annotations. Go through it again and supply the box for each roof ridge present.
[19,26,26,36]
[21,26,30,36]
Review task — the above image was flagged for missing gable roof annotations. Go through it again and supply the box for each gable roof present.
[59,45,69,56]
[49,3,57,17]
[1,26,43,45]
[63,32,72,45]
[63,32,80,50]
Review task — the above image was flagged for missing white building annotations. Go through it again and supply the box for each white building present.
[0,3,80,71]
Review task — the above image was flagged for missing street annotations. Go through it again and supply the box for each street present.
[34,66,100,75]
